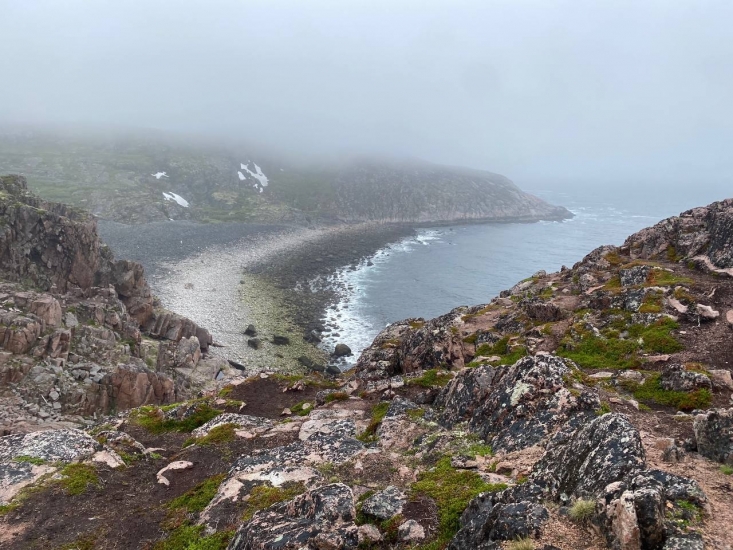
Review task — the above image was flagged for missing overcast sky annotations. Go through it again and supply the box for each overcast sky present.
[1,0,731,187]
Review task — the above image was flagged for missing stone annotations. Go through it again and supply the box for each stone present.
[272,335,290,346]
[64,312,79,328]
[156,460,193,486]
[227,484,358,550]
[29,296,62,327]
[334,343,352,357]
[709,369,733,391]
[174,336,201,369]
[244,324,257,336]
[696,304,720,321]
[247,338,261,349]
[0,429,102,463]
[727,309,733,327]
[398,519,425,542]
[619,265,649,287]
[357,523,382,544]
[693,408,733,464]
[660,364,711,392]
[190,413,274,439]
[360,485,406,520]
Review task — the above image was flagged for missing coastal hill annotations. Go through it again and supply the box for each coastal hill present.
[0,129,570,225]
[0,174,731,549]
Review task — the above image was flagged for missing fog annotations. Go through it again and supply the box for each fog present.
[1,0,732,188]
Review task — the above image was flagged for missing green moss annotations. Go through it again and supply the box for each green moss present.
[407,408,426,421]
[666,245,683,262]
[638,292,663,313]
[13,455,46,465]
[183,423,237,448]
[357,402,390,442]
[605,250,623,266]
[595,402,612,416]
[665,499,702,530]
[720,465,733,475]
[130,402,222,434]
[462,333,478,344]
[242,483,306,521]
[218,385,234,398]
[623,373,711,411]
[153,524,234,550]
[560,318,682,370]
[604,275,622,290]
[411,456,507,544]
[407,369,453,388]
[290,400,314,416]
[409,320,425,330]
[646,269,693,287]
[464,443,493,458]
[324,391,349,403]
[168,474,227,514]
[474,336,527,366]
[59,463,100,496]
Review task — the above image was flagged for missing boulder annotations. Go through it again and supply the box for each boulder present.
[660,364,711,392]
[708,369,733,391]
[244,324,257,336]
[435,355,600,452]
[693,408,733,464]
[247,338,261,350]
[620,266,649,287]
[29,296,62,327]
[334,343,352,357]
[398,519,426,542]
[227,484,359,550]
[174,336,201,369]
[0,428,102,463]
[272,335,290,346]
[360,485,406,520]
[695,304,720,321]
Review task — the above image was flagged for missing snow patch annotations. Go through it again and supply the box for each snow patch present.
[238,161,269,192]
[151,172,169,179]
[162,192,189,207]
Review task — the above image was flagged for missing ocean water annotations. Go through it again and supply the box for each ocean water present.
[318,185,731,365]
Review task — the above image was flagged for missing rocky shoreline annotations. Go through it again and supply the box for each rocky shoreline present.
[101,220,414,372]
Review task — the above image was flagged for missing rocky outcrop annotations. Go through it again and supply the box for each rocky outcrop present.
[451,414,707,550]
[228,483,359,550]
[434,355,600,452]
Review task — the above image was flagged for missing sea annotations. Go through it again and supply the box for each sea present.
[318,184,731,365]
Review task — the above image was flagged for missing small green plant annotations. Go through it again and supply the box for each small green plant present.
[290,400,314,416]
[153,524,233,550]
[407,369,453,388]
[720,465,733,476]
[59,463,100,496]
[184,423,238,447]
[13,455,46,465]
[357,402,390,442]
[411,455,506,544]
[568,498,596,524]
[624,372,711,411]
[324,391,349,403]
[595,402,612,416]
[462,333,478,344]
[464,442,493,458]
[218,385,234,398]
[242,483,306,521]
[409,320,425,330]
[507,538,535,550]
[130,402,222,433]
[407,408,426,421]
[168,474,227,514]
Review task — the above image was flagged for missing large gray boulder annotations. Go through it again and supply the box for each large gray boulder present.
[693,408,733,464]
[435,355,600,452]
[227,483,358,550]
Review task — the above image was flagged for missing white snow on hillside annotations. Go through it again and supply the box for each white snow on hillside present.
[162,192,189,207]
[237,171,245,181]
[239,161,269,190]
[152,172,169,179]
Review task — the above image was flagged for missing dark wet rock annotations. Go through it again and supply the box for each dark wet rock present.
[620,265,650,287]
[247,338,261,350]
[360,485,406,520]
[449,500,549,549]
[333,343,352,357]
[692,407,733,464]
[660,364,711,393]
[326,365,342,376]
[521,298,565,322]
[244,324,257,336]
[435,355,600,453]
[228,483,358,550]
[533,413,646,497]
[272,335,290,346]
[0,428,102,463]
[297,355,314,368]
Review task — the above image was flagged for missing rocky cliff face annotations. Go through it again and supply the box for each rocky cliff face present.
[0,175,220,434]
[332,158,571,223]
[2,196,732,550]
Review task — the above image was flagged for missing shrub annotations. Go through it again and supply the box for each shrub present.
[569,498,596,524]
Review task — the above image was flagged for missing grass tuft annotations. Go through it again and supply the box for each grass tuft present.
[242,483,306,522]
[507,538,535,550]
[168,474,227,514]
[568,498,596,524]
[407,369,454,388]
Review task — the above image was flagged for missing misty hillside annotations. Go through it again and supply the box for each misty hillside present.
[0,130,569,225]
